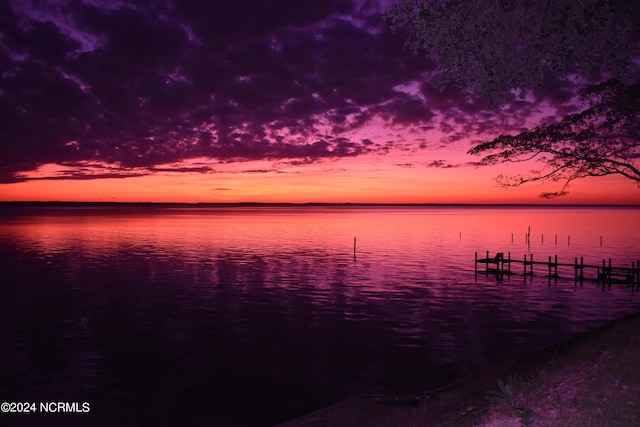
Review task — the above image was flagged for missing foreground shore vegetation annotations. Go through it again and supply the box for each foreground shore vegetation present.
[279,310,640,426]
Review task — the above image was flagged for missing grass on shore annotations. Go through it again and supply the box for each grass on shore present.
[476,311,640,427]
[278,310,640,427]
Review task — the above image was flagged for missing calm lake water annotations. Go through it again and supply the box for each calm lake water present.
[1,205,639,426]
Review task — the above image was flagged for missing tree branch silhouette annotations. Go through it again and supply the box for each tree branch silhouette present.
[468,79,640,197]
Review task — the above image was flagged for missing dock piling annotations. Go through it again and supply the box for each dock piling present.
[353,237,356,261]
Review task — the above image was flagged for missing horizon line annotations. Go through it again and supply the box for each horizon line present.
[2,201,639,207]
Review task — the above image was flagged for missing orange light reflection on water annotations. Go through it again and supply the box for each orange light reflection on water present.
[2,206,638,276]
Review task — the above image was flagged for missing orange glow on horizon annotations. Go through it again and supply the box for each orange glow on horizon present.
[1,153,638,205]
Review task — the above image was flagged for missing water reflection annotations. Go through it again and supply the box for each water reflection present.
[0,206,639,425]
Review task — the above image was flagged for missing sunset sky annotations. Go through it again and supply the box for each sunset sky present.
[1,0,638,204]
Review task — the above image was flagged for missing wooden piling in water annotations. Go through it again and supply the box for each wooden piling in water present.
[486,250,490,273]
[474,251,477,274]
[545,254,559,285]
[523,253,534,276]
[353,237,356,260]
[530,253,534,275]
[573,257,584,287]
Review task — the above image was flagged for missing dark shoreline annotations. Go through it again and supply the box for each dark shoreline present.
[277,309,640,426]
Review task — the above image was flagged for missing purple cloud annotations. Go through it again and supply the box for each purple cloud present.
[0,0,580,183]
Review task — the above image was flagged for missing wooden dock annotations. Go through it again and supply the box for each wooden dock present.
[475,251,640,290]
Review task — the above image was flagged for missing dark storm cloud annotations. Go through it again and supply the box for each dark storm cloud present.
[0,0,573,182]
[416,72,593,147]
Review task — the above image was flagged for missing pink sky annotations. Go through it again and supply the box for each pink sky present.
[1,1,638,205]
[2,148,637,204]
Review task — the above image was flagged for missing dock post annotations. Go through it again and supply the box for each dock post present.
[555,234,558,245]
[354,237,357,261]
[555,255,558,277]
[580,257,584,286]
[597,259,602,285]
[507,252,511,274]
[608,259,612,290]
[574,257,578,287]
[474,252,477,274]
[486,250,489,273]
[548,255,552,285]
[523,253,534,276]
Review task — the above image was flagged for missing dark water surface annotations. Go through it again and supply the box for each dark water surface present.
[1,205,639,426]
